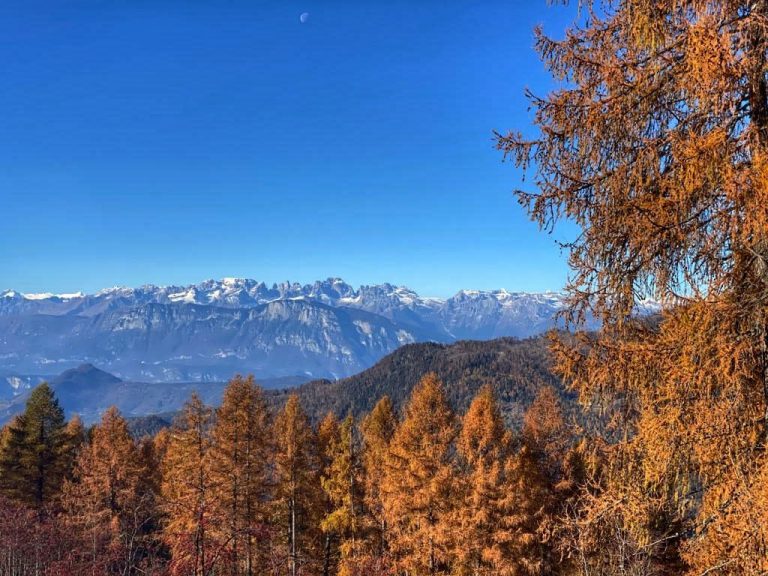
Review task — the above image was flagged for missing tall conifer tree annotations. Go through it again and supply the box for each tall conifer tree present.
[497,0,768,571]
[162,393,218,576]
[273,394,321,576]
[360,395,396,565]
[317,412,340,576]
[382,373,457,575]
[0,383,68,507]
[453,385,513,576]
[0,416,28,502]
[321,413,365,576]
[209,375,272,576]
[62,406,157,574]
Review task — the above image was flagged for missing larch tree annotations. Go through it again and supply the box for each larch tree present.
[452,385,514,576]
[61,406,157,575]
[497,0,768,572]
[61,415,87,479]
[209,375,273,576]
[317,412,341,576]
[505,387,575,576]
[0,416,29,503]
[162,393,219,576]
[137,433,165,544]
[521,387,570,489]
[359,395,396,566]
[381,373,457,576]
[499,447,557,576]
[321,413,365,576]
[273,394,321,576]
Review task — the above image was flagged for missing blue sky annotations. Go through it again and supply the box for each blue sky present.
[0,1,579,297]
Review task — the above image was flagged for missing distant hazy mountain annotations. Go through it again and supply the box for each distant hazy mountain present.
[0,363,308,425]
[0,277,659,382]
[0,338,569,430]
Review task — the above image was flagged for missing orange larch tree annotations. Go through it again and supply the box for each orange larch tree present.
[510,387,575,576]
[61,406,158,575]
[321,413,365,576]
[360,395,397,571]
[360,396,397,559]
[209,375,273,575]
[317,412,341,576]
[161,393,220,576]
[61,414,87,480]
[497,0,768,572]
[452,384,514,576]
[381,373,457,576]
[273,394,322,576]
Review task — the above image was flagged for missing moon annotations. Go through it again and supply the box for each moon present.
[299,12,309,24]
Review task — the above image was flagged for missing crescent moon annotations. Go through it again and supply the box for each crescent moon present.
[299,12,309,24]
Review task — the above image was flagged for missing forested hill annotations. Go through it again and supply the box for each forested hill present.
[267,336,570,428]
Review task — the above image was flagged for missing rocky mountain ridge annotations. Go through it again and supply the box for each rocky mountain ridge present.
[0,278,659,387]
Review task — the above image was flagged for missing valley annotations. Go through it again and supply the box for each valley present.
[0,337,570,430]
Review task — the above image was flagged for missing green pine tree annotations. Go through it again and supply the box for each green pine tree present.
[0,383,69,507]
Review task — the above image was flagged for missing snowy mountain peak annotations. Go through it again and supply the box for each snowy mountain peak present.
[0,276,663,383]
[0,278,660,319]
[95,286,132,296]
[21,291,84,301]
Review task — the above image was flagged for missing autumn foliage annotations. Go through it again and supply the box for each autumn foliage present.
[0,372,581,576]
[495,0,768,573]
[4,0,768,573]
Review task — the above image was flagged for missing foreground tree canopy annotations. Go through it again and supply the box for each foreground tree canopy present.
[0,376,579,576]
[497,0,768,573]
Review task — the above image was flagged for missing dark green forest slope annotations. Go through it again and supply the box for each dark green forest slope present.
[268,336,570,428]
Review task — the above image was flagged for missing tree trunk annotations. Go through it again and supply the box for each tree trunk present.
[290,492,297,576]
[322,533,333,576]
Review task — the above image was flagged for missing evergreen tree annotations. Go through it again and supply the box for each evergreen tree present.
[0,383,68,507]
[209,375,273,576]
[22,383,68,506]
[381,373,457,575]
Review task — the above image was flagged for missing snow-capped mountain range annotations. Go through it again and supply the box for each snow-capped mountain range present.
[0,277,659,387]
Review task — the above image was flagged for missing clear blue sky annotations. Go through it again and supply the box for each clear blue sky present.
[1,1,579,297]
